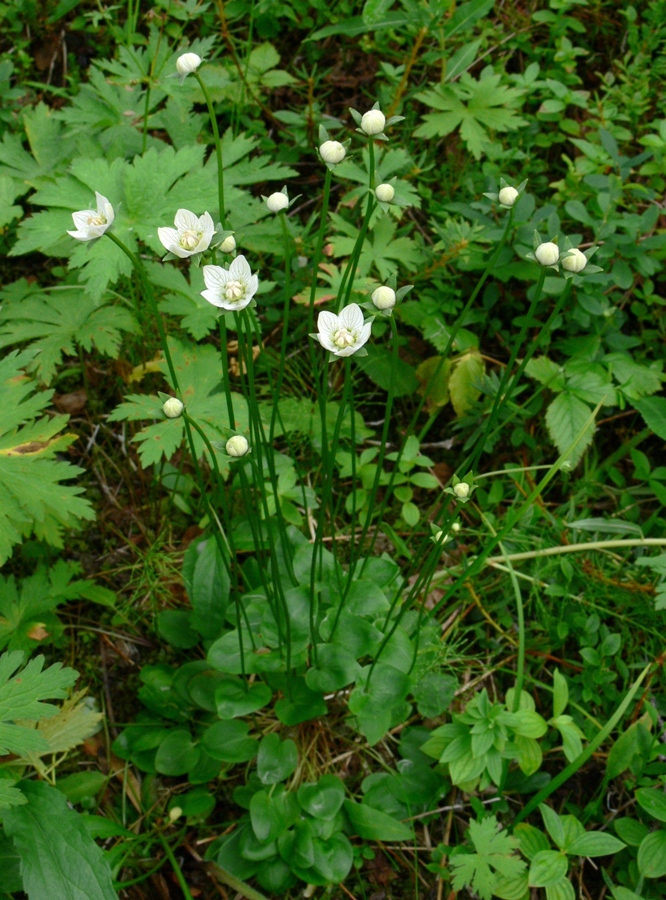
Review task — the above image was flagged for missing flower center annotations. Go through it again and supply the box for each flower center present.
[333,328,356,348]
[180,229,200,250]
[224,280,244,301]
[87,214,105,227]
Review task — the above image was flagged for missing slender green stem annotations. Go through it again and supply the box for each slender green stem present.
[194,71,225,225]
[158,833,194,900]
[512,662,651,826]
[269,211,293,443]
[141,84,151,155]
[208,862,270,900]
[499,539,525,712]
[487,538,666,566]
[218,317,236,427]
[307,167,333,341]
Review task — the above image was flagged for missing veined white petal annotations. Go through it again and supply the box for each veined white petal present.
[71,210,96,230]
[339,303,364,331]
[317,310,339,336]
[174,209,200,231]
[202,288,227,308]
[202,265,230,290]
[158,227,179,253]
[229,255,251,280]
[317,331,338,353]
[358,321,373,346]
[246,274,259,299]
[199,211,214,235]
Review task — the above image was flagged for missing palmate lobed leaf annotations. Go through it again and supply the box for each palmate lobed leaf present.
[415,68,528,158]
[0,279,137,384]
[451,816,526,900]
[0,351,94,564]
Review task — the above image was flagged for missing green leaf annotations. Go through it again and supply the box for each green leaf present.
[305,644,362,693]
[545,392,596,468]
[215,679,272,719]
[355,344,418,397]
[201,720,258,763]
[274,675,327,726]
[412,672,456,718]
[450,816,526,900]
[606,722,652,779]
[0,779,28,811]
[0,175,23,227]
[184,536,230,640]
[56,772,107,804]
[540,804,566,849]
[0,280,136,385]
[636,788,666,823]
[109,338,250,468]
[257,733,298,785]
[528,850,568,887]
[443,0,495,38]
[298,776,345,821]
[349,663,410,745]
[449,351,485,416]
[552,670,568,719]
[329,213,423,279]
[525,357,566,390]
[614,818,649,847]
[3,780,116,899]
[154,729,200,776]
[0,350,95,565]
[566,832,625,857]
[637,830,666,878]
[634,396,666,441]
[307,13,408,41]
[515,823,550,861]
[414,68,528,159]
[545,877,575,900]
[343,800,413,841]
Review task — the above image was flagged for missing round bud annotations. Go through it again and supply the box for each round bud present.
[319,141,346,165]
[498,186,519,207]
[219,235,236,253]
[226,435,249,457]
[266,192,289,213]
[168,807,183,823]
[451,521,461,533]
[561,248,587,273]
[176,53,202,77]
[535,242,560,267]
[453,482,470,499]
[162,397,184,419]
[375,183,395,203]
[360,109,386,136]
[371,285,396,311]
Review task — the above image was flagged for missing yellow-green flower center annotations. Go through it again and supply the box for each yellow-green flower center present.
[225,280,244,301]
[333,328,355,348]
[180,229,200,251]
[87,214,105,227]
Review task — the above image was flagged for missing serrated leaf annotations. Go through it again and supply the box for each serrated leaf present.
[3,780,116,899]
[0,778,27,811]
[16,689,103,770]
[545,392,596,468]
[450,816,526,900]
[329,214,423,279]
[0,280,137,385]
[0,351,94,565]
[108,338,250,468]
[415,68,528,159]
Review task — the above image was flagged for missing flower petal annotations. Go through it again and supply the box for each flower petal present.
[199,211,215,236]
[358,321,372,348]
[202,288,226,308]
[339,303,363,331]
[158,227,180,254]
[174,208,200,232]
[202,265,229,290]
[317,331,338,353]
[317,310,339,336]
[246,274,259,300]
[229,255,251,281]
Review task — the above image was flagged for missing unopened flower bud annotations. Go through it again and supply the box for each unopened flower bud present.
[535,242,560,267]
[226,435,249,457]
[266,192,289,213]
[375,183,395,203]
[453,482,470,499]
[561,248,587,273]
[451,521,461,533]
[498,186,519,207]
[163,397,184,419]
[176,53,202,77]
[435,530,450,543]
[360,109,386,136]
[168,806,183,823]
[371,285,396,311]
[319,141,346,165]
[219,234,236,253]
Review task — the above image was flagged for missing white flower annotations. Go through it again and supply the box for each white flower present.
[201,255,259,312]
[67,192,115,241]
[453,482,470,499]
[176,53,202,78]
[163,397,184,419]
[226,435,249,457]
[561,248,587,273]
[372,285,396,311]
[375,183,395,203]
[266,192,289,213]
[498,186,519,207]
[315,303,372,357]
[158,209,214,259]
[534,241,560,267]
[319,141,346,165]
[361,109,386,136]
[219,234,236,253]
